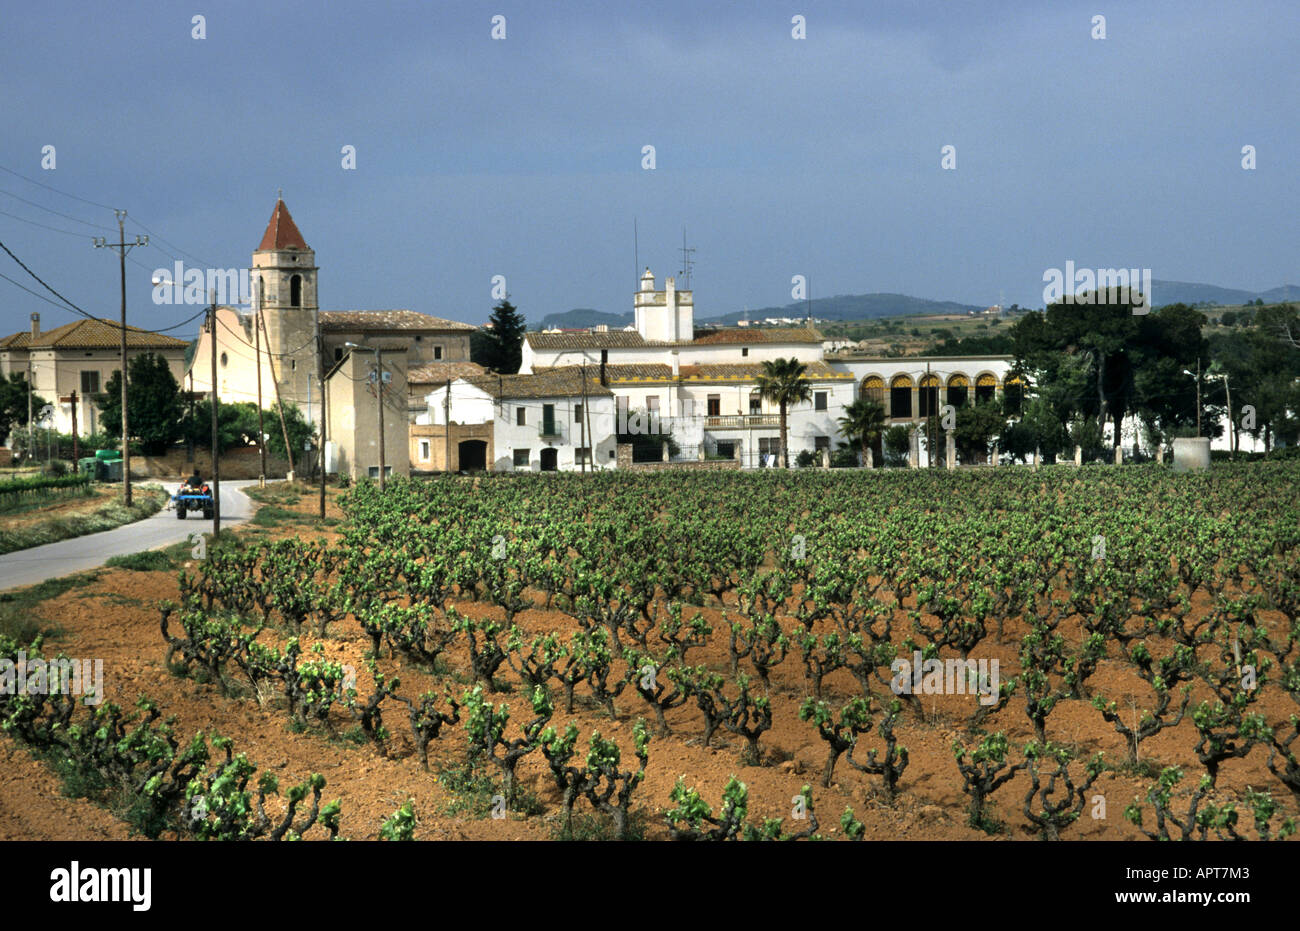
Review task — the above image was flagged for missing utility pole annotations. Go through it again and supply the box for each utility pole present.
[68,387,78,468]
[444,378,451,473]
[375,347,386,489]
[1195,357,1202,438]
[316,314,326,519]
[1223,373,1234,458]
[186,370,195,467]
[208,295,221,539]
[92,211,147,506]
[255,308,266,487]
[256,311,295,478]
[26,357,32,464]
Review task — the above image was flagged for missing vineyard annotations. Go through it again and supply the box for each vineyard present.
[3,464,1299,841]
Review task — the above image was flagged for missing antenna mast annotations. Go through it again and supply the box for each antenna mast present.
[678,227,695,289]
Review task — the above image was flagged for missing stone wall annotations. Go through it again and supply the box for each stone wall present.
[615,444,740,471]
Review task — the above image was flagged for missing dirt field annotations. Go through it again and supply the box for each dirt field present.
[2,481,1292,842]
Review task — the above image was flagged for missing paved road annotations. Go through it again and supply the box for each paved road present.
[0,481,257,592]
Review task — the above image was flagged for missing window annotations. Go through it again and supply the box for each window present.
[290,274,302,307]
[433,345,442,360]
[577,447,591,465]
[419,440,431,460]
[741,347,749,357]
[513,449,530,468]
[815,435,830,452]
[335,347,344,362]
[749,393,762,415]
[80,371,100,394]
[814,391,827,411]
[707,394,721,417]
[542,404,556,435]
[516,407,526,426]
[574,403,583,422]
[716,441,736,459]
[367,465,394,479]
[890,378,913,418]
[220,352,228,368]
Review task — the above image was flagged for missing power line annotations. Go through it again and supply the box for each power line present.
[0,163,119,211]
[0,236,203,339]
[0,208,100,239]
[0,186,116,232]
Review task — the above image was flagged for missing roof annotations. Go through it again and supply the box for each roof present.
[692,327,823,345]
[461,368,614,400]
[23,318,187,350]
[676,360,851,382]
[408,360,487,385]
[530,360,852,384]
[0,331,32,350]
[525,326,824,351]
[320,310,477,332]
[256,199,310,251]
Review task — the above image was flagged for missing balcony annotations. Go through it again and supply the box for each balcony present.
[538,422,562,440]
[703,414,780,429]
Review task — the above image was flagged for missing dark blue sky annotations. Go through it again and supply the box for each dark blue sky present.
[1,0,1295,335]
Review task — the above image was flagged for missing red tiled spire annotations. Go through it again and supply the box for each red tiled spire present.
[256,198,309,251]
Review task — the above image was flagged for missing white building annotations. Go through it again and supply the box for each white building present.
[520,267,853,466]
[419,368,617,472]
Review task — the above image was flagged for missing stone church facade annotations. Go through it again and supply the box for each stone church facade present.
[187,199,476,479]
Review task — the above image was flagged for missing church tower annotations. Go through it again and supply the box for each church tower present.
[252,198,318,411]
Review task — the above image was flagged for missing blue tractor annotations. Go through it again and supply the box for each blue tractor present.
[173,481,214,520]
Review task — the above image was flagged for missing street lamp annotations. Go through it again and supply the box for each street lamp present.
[345,341,386,489]
[1182,362,1202,438]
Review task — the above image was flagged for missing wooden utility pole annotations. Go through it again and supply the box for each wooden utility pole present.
[375,347,386,490]
[26,358,32,462]
[209,298,221,539]
[444,378,451,473]
[256,311,295,477]
[581,362,590,473]
[92,211,147,505]
[69,390,78,471]
[255,308,266,487]
[316,315,326,519]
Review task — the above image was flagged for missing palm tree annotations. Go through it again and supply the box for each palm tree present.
[755,358,813,468]
[838,397,886,467]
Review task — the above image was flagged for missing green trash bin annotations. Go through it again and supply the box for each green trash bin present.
[77,457,98,477]
[95,449,120,462]
[102,459,123,482]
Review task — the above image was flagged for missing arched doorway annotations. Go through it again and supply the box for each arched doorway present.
[539,448,558,472]
[458,440,487,472]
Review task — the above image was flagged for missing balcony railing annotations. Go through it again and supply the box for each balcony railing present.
[539,422,562,439]
[703,414,780,429]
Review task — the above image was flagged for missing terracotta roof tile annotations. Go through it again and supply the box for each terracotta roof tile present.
[28,318,187,350]
[256,199,310,251]
[677,360,851,381]
[526,326,824,351]
[462,368,614,400]
[320,310,476,332]
[408,361,487,384]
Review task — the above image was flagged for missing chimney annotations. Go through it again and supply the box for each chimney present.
[670,349,680,376]
[29,313,39,339]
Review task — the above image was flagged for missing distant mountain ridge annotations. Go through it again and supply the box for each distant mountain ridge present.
[533,282,1299,331]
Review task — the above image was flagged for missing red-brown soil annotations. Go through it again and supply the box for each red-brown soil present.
[1,487,1294,841]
